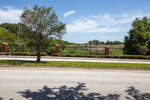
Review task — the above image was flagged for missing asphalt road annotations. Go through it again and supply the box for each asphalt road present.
[0,68,150,100]
[0,55,150,64]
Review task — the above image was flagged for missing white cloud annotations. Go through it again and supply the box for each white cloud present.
[67,17,98,32]
[0,6,22,24]
[122,11,127,17]
[64,10,76,17]
[88,27,127,33]
[66,11,150,34]
[91,36,123,40]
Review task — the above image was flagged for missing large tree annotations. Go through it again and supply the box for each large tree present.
[20,5,66,62]
[124,16,150,55]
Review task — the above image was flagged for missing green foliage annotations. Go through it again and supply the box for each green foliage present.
[59,54,150,60]
[52,53,60,56]
[0,27,23,52]
[0,23,20,35]
[0,27,6,33]
[124,16,150,55]
[4,52,10,55]
[11,52,47,56]
[69,49,74,53]
[0,27,6,51]
[11,52,30,56]
[46,46,56,53]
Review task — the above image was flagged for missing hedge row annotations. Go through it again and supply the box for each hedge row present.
[0,52,47,56]
[0,52,10,55]
[52,53,150,60]
[1,52,150,60]
[11,52,47,56]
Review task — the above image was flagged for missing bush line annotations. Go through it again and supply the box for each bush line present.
[0,52,47,56]
[1,52,150,60]
[52,53,150,60]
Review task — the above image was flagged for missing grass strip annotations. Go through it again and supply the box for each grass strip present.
[0,60,150,69]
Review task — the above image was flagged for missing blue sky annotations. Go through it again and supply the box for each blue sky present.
[0,0,150,43]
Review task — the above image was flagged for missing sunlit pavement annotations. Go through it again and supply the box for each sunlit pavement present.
[0,68,150,100]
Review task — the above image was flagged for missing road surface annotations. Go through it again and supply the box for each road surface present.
[0,67,150,100]
[0,55,150,64]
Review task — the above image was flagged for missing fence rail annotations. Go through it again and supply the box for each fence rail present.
[2,44,149,55]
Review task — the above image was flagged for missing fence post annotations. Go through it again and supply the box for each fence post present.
[2,43,7,52]
[105,47,109,55]
[23,45,25,52]
[56,45,59,53]
[90,47,91,54]
[74,46,75,54]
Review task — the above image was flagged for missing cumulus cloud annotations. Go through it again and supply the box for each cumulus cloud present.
[64,10,76,17]
[0,6,22,24]
[66,11,150,34]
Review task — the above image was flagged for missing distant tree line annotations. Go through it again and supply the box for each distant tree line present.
[85,40,123,45]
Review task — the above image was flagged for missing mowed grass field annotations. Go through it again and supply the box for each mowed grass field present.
[62,48,123,55]
[61,45,124,55]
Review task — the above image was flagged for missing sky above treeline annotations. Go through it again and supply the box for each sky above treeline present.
[0,0,150,43]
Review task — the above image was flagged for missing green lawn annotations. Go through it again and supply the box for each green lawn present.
[0,60,150,69]
[62,48,123,55]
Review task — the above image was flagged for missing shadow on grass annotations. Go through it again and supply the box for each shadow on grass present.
[0,60,49,65]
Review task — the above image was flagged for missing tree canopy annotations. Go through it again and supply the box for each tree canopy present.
[0,27,22,52]
[124,16,150,55]
[0,23,20,35]
[20,5,66,62]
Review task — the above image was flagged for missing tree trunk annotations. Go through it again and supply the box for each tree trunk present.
[36,46,41,62]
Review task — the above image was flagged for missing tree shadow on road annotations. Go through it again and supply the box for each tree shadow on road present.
[0,97,13,100]
[18,82,120,100]
[1,83,149,100]
[125,86,150,100]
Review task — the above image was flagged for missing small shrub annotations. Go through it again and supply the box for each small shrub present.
[52,53,60,56]
[61,54,65,57]
[30,53,37,56]
[113,55,120,58]
[46,47,56,53]
[87,55,97,58]
[75,54,83,57]
[64,54,75,57]
[11,52,47,56]
[41,52,47,56]
[11,52,30,56]
[5,52,10,55]
[82,55,87,57]
[97,55,102,58]
[29,52,47,56]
